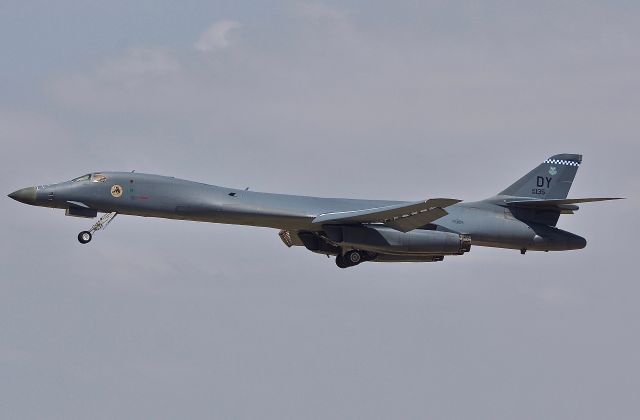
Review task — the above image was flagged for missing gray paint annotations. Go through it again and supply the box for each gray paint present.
[8,153,612,267]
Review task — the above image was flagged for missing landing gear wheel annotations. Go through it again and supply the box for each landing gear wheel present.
[335,255,348,269]
[78,231,92,244]
[336,251,363,268]
[345,250,362,265]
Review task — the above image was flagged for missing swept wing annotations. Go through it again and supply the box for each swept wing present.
[312,198,461,233]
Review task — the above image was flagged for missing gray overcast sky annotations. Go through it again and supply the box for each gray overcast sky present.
[1,1,639,419]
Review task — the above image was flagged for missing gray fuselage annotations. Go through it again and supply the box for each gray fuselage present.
[26,172,586,253]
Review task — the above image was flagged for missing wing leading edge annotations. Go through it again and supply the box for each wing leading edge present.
[312,198,461,233]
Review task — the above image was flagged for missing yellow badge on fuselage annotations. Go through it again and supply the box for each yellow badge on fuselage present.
[111,185,123,198]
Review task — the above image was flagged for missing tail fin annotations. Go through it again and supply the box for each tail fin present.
[499,154,582,199]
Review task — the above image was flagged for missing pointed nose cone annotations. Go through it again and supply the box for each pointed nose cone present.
[8,187,37,205]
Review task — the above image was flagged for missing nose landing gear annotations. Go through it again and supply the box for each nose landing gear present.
[77,212,117,244]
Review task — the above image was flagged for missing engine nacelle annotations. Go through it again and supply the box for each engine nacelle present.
[323,225,471,256]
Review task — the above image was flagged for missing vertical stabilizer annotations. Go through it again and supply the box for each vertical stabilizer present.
[499,154,582,199]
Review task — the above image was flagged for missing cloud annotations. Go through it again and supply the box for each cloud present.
[293,2,357,43]
[295,2,349,24]
[47,46,186,117]
[97,47,181,79]
[194,20,241,52]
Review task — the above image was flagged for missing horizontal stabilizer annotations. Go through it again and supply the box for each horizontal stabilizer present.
[313,198,461,232]
[505,197,623,210]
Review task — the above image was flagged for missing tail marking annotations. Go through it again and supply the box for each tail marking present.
[543,159,580,167]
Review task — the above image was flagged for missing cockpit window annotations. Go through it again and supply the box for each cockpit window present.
[71,174,91,182]
[92,173,107,182]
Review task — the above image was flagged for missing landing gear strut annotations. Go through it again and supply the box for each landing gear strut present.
[77,212,117,244]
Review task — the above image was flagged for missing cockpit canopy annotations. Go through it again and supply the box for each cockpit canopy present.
[70,173,107,183]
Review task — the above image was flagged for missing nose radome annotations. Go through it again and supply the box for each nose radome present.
[8,187,37,204]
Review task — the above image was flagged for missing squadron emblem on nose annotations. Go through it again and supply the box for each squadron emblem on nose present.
[548,166,557,176]
[111,184,123,198]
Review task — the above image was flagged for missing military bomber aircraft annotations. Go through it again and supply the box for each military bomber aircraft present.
[8,154,621,268]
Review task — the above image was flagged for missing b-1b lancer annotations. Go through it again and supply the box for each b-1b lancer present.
[8,154,621,268]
